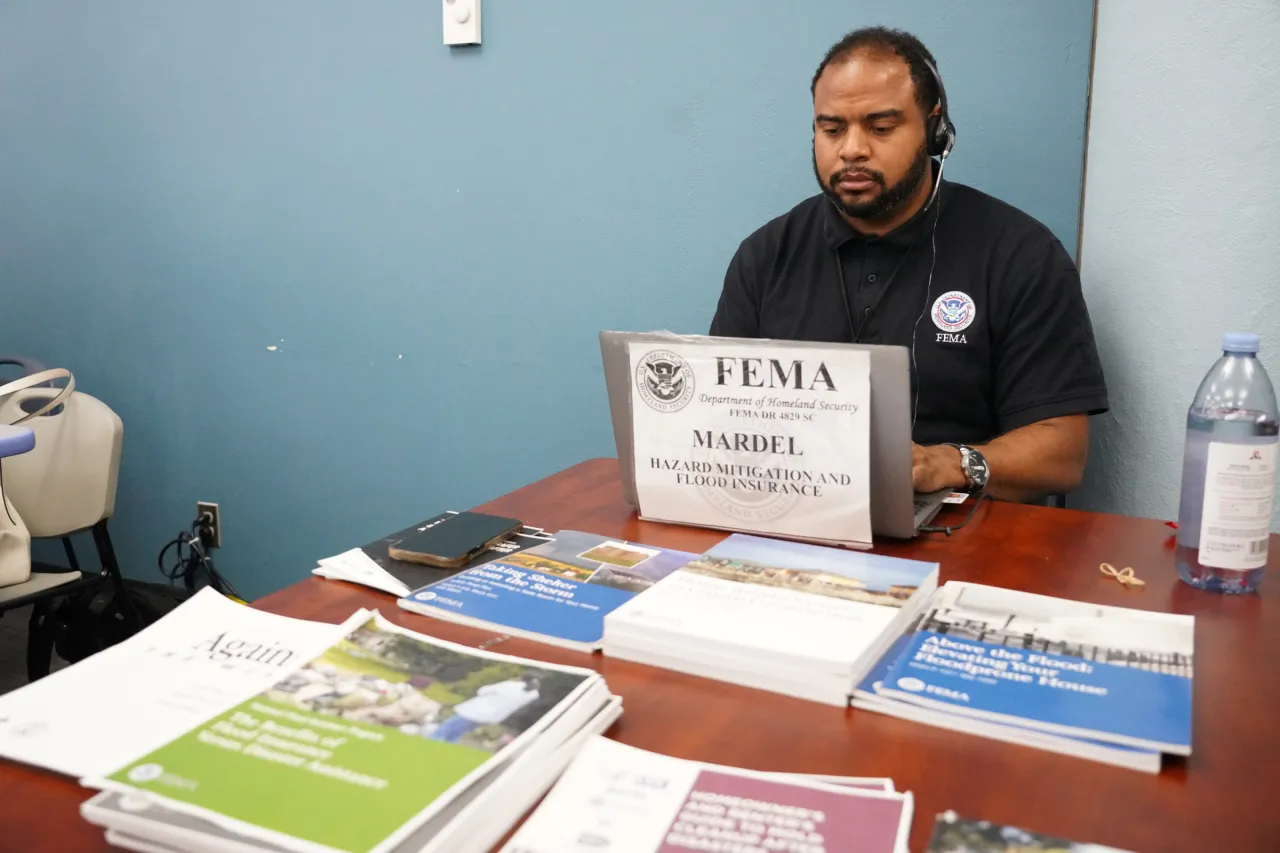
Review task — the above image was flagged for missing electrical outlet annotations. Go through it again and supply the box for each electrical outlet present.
[196,501,222,549]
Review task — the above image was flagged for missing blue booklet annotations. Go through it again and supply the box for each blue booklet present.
[397,531,696,651]
[872,582,1193,758]
[853,632,1164,773]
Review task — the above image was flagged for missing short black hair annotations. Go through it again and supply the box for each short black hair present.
[810,27,940,116]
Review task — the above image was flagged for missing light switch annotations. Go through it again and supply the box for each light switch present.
[443,0,481,46]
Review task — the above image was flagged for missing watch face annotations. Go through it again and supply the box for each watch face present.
[967,449,989,487]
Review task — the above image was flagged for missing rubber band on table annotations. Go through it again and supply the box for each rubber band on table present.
[1100,562,1145,587]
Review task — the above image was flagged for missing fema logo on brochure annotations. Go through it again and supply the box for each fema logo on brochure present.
[636,350,695,413]
[127,763,165,783]
[931,291,976,333]
[896,677,926,693]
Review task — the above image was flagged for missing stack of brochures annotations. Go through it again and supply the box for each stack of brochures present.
[0,587,368,780]
[399,530,697,652]
[499,736,914,853]
[602,533,939,706]
[0,588,621,853]
[923,810,1136,852]
[314,511,553,597]
[854,581,1194,773]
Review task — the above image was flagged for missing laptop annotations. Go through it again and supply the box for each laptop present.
[598,331,949,539]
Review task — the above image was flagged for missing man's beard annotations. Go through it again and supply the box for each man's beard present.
[814,145,930,223]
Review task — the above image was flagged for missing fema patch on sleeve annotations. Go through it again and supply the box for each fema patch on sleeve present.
[931,291,976,335]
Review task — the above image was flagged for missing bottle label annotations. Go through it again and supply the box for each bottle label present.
[1198,441,1277,571]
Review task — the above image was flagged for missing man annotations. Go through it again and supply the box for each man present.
[428,674,541,745]
[709,27,1107,503]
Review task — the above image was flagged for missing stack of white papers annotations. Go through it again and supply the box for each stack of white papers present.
[603,533,938,706]
[314,548,412,597]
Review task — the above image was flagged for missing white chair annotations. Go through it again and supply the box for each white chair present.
[0,368,135,680]
[0,379,123,545]
[0,424,36,588]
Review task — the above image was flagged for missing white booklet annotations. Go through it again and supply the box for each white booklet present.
[499,736,913,853]
[604,533,938,704]
[0,587,368,778]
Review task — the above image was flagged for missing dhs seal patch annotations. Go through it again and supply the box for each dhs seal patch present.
[636,350,695,413]
[931,291,976,333]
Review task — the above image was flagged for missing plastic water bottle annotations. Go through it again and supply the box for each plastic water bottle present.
[1175,333,1279,593]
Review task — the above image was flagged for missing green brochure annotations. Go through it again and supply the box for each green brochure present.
[101,614,592,853]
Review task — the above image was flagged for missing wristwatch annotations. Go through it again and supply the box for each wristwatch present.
[948,444,990,491]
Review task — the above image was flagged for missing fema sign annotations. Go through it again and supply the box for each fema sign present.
[627,340,872,546]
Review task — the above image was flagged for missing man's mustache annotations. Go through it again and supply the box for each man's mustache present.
[831,168,886,189]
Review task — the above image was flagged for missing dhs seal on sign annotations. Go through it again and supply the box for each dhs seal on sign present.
[932,290,976,343]
[636,350,695,413]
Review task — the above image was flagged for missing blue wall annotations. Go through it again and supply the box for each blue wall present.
[0,1,1095,599]
[1075,0,1280,530]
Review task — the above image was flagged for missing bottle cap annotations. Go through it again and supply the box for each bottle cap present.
[1223,332,1260,354]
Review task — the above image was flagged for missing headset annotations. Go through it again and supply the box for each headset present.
[831,50,955,431]
[921,55,955,185]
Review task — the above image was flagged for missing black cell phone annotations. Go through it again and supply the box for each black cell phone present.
[386,511,523,568]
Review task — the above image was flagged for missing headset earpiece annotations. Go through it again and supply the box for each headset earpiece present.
[924,109,946,159]
[920,56,955,159]
[933,112,955,160]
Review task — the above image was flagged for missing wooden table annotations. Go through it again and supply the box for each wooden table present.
[3,458,1277,852]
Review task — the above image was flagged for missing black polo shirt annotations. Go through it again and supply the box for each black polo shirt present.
[709,175,1109,446]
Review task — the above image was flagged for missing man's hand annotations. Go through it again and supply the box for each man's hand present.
[912,443,967,494]
[913,416,1091,502]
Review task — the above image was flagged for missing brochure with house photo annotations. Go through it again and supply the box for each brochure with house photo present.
[851,630,1165,773]
[399,531,696,652]
[875,581,1194,755]
[603,533,938,706]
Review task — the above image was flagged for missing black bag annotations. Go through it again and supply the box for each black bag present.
[50,580,194,664]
